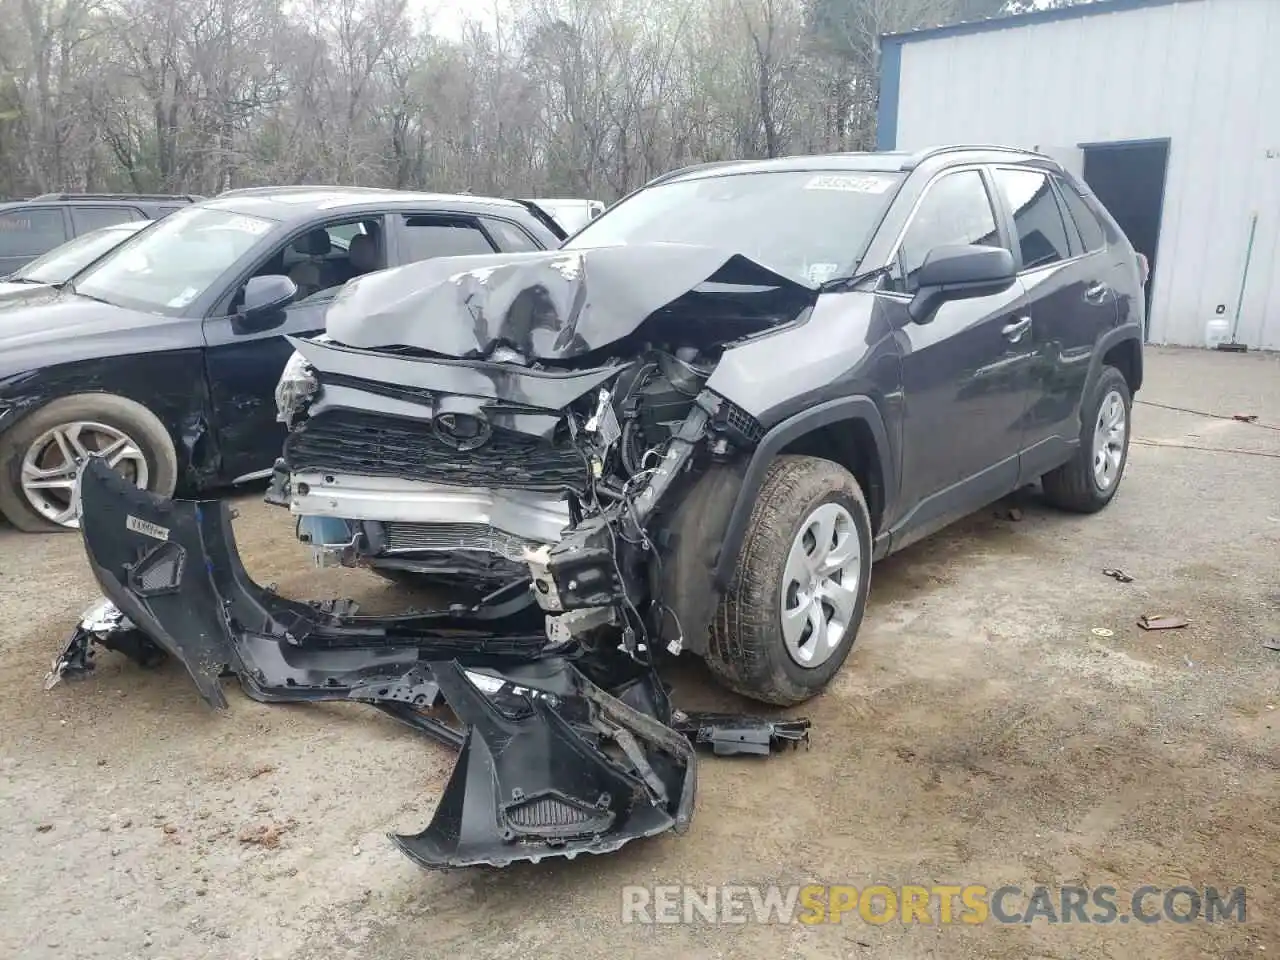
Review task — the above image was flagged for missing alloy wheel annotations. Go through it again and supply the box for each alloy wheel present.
[21,421,149,527]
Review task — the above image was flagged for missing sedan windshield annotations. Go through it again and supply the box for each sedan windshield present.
[562,170,902,284]
[73,206,276,314]
[12,222,149,286]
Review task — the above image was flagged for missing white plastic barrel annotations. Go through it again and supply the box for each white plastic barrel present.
[1204,316,1231,349]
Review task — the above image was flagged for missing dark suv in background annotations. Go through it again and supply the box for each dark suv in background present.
[0,193,201,274]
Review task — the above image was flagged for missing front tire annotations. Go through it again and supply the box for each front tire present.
[1041,365,1132,514]
[706,455,873,706]
[0,394,178,533]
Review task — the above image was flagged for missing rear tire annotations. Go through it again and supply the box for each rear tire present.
[706,455,873,706]
[1041,365,1131,514]
[0,394,177,533]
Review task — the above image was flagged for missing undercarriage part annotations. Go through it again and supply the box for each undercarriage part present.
[671,712,812,756]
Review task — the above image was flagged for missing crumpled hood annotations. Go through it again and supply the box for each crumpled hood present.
[324,243,818,362]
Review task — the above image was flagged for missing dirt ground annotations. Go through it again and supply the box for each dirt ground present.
[1,345,1277,960]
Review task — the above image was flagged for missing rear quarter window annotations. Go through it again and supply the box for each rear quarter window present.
[1056,179,1107,252]
[0,208,67,257]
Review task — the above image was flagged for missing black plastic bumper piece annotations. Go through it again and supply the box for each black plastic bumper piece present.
[76,457,547,710]
[392,660,695,867]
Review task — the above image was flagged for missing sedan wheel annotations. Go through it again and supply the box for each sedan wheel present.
[0,393,178,534]
[21,421,150,528]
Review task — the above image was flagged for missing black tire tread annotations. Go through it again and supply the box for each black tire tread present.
[707,454,870,706]
[1041,365,1131,514]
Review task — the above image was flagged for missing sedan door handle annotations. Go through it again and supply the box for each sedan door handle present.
[1002,316,1032,343]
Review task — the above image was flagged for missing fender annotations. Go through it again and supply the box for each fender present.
[712,395,895,589]
[1083,322,1144,408]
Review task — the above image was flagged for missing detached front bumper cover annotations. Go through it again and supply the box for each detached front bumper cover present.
[64,458,806,868]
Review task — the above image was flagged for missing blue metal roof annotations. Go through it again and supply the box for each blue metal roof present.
[881,0,1205,45]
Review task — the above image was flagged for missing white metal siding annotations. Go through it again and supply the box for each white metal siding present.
[893,0,1280,349]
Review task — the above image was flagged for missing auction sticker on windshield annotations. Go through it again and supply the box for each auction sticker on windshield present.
[804,175,894,193]
[221,214,273,235]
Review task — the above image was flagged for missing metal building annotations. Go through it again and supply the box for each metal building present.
[877,0,1280,350]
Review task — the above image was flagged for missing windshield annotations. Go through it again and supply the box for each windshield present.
[562,170,902,284]
[13,223,148,286]
[73,206,276,314]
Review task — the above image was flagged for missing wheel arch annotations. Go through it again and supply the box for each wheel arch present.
[1090,325,1143,400]
[714,396,894,589]
[0,360,215,491]
[650,396,894,659]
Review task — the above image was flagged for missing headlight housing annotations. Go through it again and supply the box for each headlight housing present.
[275,349,318,428]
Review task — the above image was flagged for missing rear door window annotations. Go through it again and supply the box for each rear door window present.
[0,208,68,258]
[993,169,1073,270]
[1055,178,1106,252]
[71,206,140,234]
[888,169,1001,294]
[398,215,496,264]
[482,217,542,252]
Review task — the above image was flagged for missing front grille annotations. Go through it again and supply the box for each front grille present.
[287,409,586,493]
[382,522,542,562]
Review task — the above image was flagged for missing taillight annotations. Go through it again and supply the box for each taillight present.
[1136,252,1150,286]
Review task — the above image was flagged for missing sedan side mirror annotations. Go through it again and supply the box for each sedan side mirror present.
[908,244,1016,324]
[232,274,297,335]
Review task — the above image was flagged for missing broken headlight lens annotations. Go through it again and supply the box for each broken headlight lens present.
[275,349,318,426]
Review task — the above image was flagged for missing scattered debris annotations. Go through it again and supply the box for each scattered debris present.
[1232,414,1258,423]
[1138,614,1191,631]
[1102,568,1134,583]
[162,824,178,835]
[1091,628,1115,638]
[1262,638,1280,652]
[237,820,293,850]
[35,823,53,833]
[1006,506,1024,522]
[247,763,276,780]
[670,713,811,756]
[59,458,814,870]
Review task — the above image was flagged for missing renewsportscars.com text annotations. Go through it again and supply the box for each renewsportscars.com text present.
[620,884,1247,925]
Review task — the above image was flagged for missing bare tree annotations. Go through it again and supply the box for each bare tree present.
[0,0,1070,200]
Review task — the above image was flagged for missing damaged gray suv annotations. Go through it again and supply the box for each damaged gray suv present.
[269,145,1145,705]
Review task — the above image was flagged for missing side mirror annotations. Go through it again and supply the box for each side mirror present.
[232,274,296,334]
[907,244,1016,324]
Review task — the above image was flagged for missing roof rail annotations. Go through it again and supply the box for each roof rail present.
[646,159,747,187]
[29,192,204,202]
[901,144,1042,169]
[216,185,401,197]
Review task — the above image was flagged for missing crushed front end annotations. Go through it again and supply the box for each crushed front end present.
[270,243,821,657]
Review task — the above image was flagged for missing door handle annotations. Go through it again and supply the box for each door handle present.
[1002,316,1032,343]
[1086,281,1110,301]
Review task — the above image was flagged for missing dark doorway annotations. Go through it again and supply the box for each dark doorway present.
[1081,139,1170,336]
